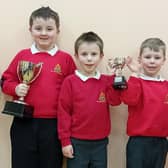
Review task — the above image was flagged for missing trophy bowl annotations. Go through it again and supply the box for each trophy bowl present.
[2,61,42,118]
[112,57,127,90]
[16,61,42,102]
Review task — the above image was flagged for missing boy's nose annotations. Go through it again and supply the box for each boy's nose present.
[150,58,155,63]
[41,30,47,35]
[87,55,92,61]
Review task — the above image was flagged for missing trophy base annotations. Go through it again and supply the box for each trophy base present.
[2,101,34,118]
[113,76,127,90]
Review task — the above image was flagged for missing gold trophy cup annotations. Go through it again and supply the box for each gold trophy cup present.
[112,57,127,90]
[2,61,42,117]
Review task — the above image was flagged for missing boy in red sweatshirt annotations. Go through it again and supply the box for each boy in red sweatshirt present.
[1,7,76,168]
[58,31,121,168]
[121,38,168,168]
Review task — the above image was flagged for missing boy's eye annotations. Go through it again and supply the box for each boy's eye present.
[81,52,88,56]
[35,27,42,31]
[154,55,162,59]
[47,27,53,31]
[144,55,151,59]
[91,52,98,56]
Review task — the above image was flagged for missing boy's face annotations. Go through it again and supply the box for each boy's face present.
[75,42,103,76]
[139,47,165,77]
[29,17,59,51]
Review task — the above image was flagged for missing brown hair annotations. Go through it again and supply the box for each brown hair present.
[74,31,104,55]
[29,6,60,30]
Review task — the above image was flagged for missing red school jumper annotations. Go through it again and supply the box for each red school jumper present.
[58,72,121,147]
[2,48,76,118]
[121,76,168,137]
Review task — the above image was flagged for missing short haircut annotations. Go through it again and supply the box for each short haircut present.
[139,38,166,57]
[74,31,104,55]
[29,6,60,29]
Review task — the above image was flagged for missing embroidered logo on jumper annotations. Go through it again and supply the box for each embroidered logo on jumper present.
[97,91,106,103]
[164,94,168,104]
[53,64,62,74]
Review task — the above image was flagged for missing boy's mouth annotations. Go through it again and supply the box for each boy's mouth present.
[85,64,94,66]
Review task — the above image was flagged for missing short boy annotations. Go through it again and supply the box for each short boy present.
[58,31,121,168]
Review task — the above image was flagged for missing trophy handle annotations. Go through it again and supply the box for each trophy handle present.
[17,63,22,82]
[29,62,43,84]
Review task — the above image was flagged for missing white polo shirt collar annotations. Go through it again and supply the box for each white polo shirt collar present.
[75,70,101,82]
[30,43,58,56]
[139,73,165,81]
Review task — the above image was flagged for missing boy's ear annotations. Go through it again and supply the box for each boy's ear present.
[164,55,166,61]
[29,27,32,32]
[57,29,60,33]
[101,53,104,58]
[74,53,78,58]
[137,56,141,63]
[162,56,166,65]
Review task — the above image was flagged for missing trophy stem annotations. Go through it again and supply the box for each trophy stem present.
[116,68,122,76]
[19,96,24,102]
[14,97,27,105]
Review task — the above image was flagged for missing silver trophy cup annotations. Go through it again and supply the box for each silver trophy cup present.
[112,57,127,90]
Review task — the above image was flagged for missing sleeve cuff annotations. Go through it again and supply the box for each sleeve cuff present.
[61,138,71,147]
[129,76,140,83]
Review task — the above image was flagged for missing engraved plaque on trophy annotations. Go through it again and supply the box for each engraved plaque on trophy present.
[112,57,127,90]
[2,61,42,117]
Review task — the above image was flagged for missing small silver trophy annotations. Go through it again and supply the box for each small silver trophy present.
[112,57,127,90]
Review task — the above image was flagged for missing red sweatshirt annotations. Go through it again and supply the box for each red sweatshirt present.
[2,49,76,118]
[58,74,121,147]
[121,76,168,137]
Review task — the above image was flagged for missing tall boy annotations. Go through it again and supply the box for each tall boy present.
[1,7,76,168]
[58,31,121,168]
[121,38,168,168]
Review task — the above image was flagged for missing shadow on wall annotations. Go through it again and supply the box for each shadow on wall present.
[0,90,13,168]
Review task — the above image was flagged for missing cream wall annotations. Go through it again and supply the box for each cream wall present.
[0,0,168,167]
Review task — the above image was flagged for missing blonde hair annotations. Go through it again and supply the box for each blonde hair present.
[139,38,166,57]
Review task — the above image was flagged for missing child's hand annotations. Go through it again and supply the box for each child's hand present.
[62,145,74,158]
[15,83,30,97]
[106,58,117,74]
[125,56,141,75]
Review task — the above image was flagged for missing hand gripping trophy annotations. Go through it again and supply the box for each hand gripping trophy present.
[112,57,127,90]
[2,61,42,117]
